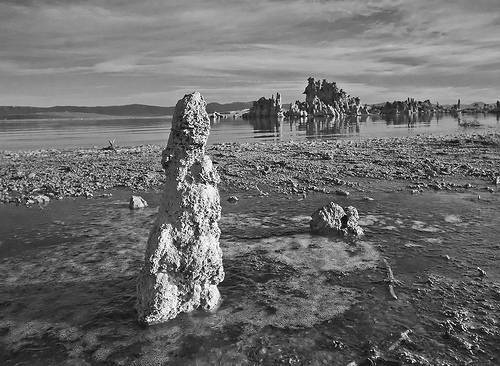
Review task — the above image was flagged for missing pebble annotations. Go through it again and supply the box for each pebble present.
[13,171,25,179]
[332,178,344,185]
[129,195,148,209]
[335,189,350,196]
[227,196,239,203]
[477,267,487,277]
[32,194,50,204]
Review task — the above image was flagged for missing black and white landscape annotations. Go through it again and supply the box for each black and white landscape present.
[0,1,499,365]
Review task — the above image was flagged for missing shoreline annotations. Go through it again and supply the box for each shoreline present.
[1,130,498,205]
[0,114,173,122]
[1,109,498,122]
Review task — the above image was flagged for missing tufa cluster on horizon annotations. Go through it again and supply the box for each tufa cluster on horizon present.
[245,77,370,119]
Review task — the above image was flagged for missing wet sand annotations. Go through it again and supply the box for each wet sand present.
[0,131,499,365]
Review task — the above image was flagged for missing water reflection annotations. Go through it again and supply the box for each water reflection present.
[248,117,281,134]
[1,113,499,150]
[248,115,364,140]
[378,112,434,125]
[301,116,361,137]
[246,112,499,142]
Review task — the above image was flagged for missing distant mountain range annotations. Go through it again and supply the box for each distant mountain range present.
[0,102,253,120]
[2,100,497,120]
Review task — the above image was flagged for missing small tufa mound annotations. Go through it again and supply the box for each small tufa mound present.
[129,195,148,209]
[310,202,364,237]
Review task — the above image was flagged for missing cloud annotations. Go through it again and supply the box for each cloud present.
[0,0,498,105]
[92,58,142,73]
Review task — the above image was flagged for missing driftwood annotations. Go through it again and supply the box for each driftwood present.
[102,139,117,152]
[255,185,269,196]
[387,330,413,351]
[383,258,400,300]
[347,330,414,366]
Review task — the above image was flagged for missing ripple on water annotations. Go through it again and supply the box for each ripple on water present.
[358,214,384,226]
[411,220,442,233]
[444,214,462,223]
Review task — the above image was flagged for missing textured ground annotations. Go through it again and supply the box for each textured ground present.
[0,131,499,205]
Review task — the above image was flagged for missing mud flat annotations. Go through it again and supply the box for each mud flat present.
[0,131,499,365]
[1,131,499,204]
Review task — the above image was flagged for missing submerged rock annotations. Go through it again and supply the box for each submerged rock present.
[129,195,148,209]
[342,206,364,236]
[310,202,345,234]
[136,92,224,324]
[227,196,239,203]
[310,202,364,237]
[335,189,350,196]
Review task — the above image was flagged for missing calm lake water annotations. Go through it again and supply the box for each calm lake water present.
[1,113,499,150]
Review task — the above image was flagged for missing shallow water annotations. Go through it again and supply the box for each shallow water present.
[0,189,499,365]
[1,113,499,150]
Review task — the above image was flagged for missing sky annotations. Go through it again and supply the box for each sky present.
[0,0,499,106]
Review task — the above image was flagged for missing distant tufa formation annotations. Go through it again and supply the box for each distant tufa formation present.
[289,77,369,118]
[379,98,435,115]
[245,77,369,119]
[241,78,500,119]
[136,92,224,324]
[374,98,500,115]
[247,92,284,119]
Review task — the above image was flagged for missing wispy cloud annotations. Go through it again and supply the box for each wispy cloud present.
[0,0,498,105]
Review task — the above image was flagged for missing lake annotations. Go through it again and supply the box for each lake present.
[1,113,499,150]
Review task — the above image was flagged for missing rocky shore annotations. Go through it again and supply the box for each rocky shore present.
[0,131,499,205]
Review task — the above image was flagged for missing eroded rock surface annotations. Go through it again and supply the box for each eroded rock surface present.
[136,92,224,324]
[310,202,364,237]
[246,93,283,119]
[129,195,148,209]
